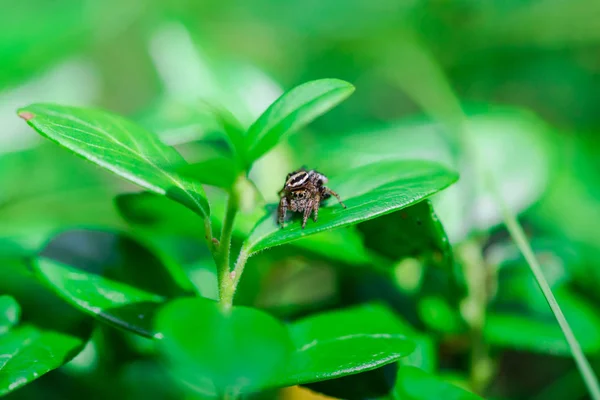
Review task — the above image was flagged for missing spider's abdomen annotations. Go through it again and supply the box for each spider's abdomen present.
[290,197,310,212]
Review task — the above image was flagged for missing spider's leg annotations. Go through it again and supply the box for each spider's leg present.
[313,194,320,221]
[278,197,288,228]
[325,188,346,208]
[302,200,313,229]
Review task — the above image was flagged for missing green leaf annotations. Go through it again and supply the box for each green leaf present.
[245,79,355,163]
[383,366,483,400]
[117,191,373,266]
[278,303,416,386]
[289,106,552,242]
[155,297,292,395]
[116,190,258,240]
[170,138,245,189]
[17,103,210,218]
[0,296,20,335]
[304,363,399,399]
[39,229,193,297]
[359,200,452,268]
[0,325,86,396]
[201,103,248,161]
[357,203,464,333]
[292,226,372,266]
[115,192,201,239]
[0,261,92,395]
[485,289,600,355]
[175,154,240,189]
[0,261,91,333]
[299,314,437,399]
[401,336,438,373]
[32,257,166,338]
[244,160,458,255]
[23,229,194,338]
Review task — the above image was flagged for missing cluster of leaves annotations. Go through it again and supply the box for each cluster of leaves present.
[0,79,487,399]
[4,1,600,399]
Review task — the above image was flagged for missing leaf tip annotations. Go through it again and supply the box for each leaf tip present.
[328,78,356,93]
[18,111,35,121]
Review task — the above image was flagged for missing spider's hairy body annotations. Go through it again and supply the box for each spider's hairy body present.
[278,168,346,229]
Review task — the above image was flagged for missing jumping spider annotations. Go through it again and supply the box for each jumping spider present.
[278,168,346,229]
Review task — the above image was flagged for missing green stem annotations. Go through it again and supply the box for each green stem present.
[459,241,494,393]
[220,247,249,309]
[204,218,217,253]
[217,194,238,309]
[383,31,600,398]
[492,179,600,400]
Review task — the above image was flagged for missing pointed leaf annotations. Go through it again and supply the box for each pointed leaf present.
[203,103,247,161]
[244,160,458,255]
[32,257,165,338]
[155,297,293,395]
[0,261,92,395]
[277,303,416,386]
[18,103,210,217]
[0,325,86,396]
[245,79,355,163]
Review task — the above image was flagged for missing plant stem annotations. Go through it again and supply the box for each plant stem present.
[458,240,494,394]
[217,193,238,309]
[492,180,600,400]
[204,218,217,252]
[219,247,250,309]
[384,33,600,398]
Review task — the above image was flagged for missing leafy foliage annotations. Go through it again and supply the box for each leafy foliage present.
[383,366,483,400]
[5,15,595,396]
[244,78,355,164]
[0,262,92,396]
[155,297,293,395]
[18,104,210,218]
[0,324,86,396]
[33,257,166,338]
[281,303,416,386]
[244,160,458,254]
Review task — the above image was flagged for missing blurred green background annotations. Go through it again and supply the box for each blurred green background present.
[3,0,600,399]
